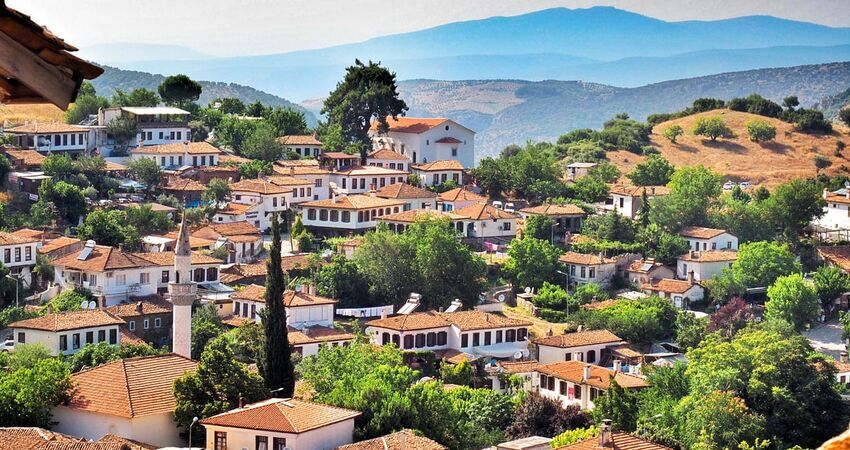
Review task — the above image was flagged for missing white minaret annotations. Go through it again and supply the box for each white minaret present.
[169,214,195,359]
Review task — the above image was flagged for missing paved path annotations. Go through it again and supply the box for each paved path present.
[804,320,846,358]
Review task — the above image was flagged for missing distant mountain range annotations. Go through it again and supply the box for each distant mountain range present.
[95,7,850,100]
[91,66,317,126]
[388,62,850,158]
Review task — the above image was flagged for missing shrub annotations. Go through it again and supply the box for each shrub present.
[745,120,776,142]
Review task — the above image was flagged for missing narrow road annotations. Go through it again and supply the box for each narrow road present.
[804,320,845,359]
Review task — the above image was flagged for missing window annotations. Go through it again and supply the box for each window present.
[72,333,80,349]
[426,332,436,347]
[590,387,601,401]
[580,266,586,278]
[330,210,339,222]
[711,242,717,250]
[452,147,458,156]
[560,380,568,395]
[54,134,60,146]
[140,272,150,284]
[518,328,528,341]
[155,318,162,328]
[403,335,414,349]
[129,320,136,331]
[461,333,469,348]
[503,222,511,231]
[484,332,491,346]
[162,270,169,283]
[214,432,227,450]
[495,330,503,343]
[17,332,25,344]
[570,264,575,276]
[382,332,390,345]
[506,329,516,342]
[342,211,351,222]
[341,178,346,189]
[565,352,572,361]
[256,436,268,450]
[116,274,126,286]
[144,319,150,329]
[589,268,595,278]
[415,334,425,348]
[193,156,198,166]
[273,197,278,207]
[194,268,205,282]
[319,209,328,221]
[315,179,322,187]
[437,331,447,346]
[98,330,106,342]
[25,246,32,261]
[574,384,582,399]
[472,332,480,347]
[89,274,97,286]
[86,331,94,344]
[587,349,596,363]
[4,249,9,263]
[159,132,164,140]
[59,335,67,351]
[242,303,249,317]
[109,329,117,344]
[308,209,316,220]
[273,438,287,450]
[547,376,555,391]
[392,335,400,346]
[14,247,20,262]
[251,304,257,319]
[207,267,218,281]
[234,302,241,316]
[540,374,548,390]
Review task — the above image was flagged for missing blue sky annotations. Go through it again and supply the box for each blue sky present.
[9,0,850,57]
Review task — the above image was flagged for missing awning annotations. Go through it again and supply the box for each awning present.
[472,343,529,359]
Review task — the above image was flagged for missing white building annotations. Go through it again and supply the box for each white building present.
[279,135,322,158]
[518,203,587,238]
[214,179,293,231]
[375,182,438,211]
[676,250,737,282]
[626,258,674,286]
[369,117,475,168]
[535,361,648,410]
[9,309,124,356]
[192,222,264,264]
[366,148,410,171]
[608,185,670,220]
[52,354,198,448]
[130,141,223,170]
[452,203,518,239]
[642,276,705,309]
[298,194,405,234]
[816,189,850,231]
[379,209,465,234]
[200,398,361,450]
[267,175,318,205]
[366,310,532,360]
[0,231,39,286]
[412,160,465,187]
[566,162,596,180]
[272,164,331,201]
[834,352,850,386]
[437,187,487,212]
[534,329,624,365]
[559,252,619,289]
[679,226,738,252]
[98,106,191,156]
[330,165,408,195]
[5,122,90,156]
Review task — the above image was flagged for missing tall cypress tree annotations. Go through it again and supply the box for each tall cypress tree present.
[261,212,295,396]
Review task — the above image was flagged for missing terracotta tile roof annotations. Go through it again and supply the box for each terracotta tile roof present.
[371,117,447,134]
[433,348,475,364]
[131,141,222,155]
[288,325,355,346]
[131,251,221,266]
[279,135,322,146]
[379,209,464,224]
[65,354,198,418]
[115,202,176,213]
[334,165,408,176]
[231,284,337,307]
[368,310,530,332]
[678,226,728,239]
[221,315,253,327]
[229,178,292,195]
[453,203,518,221]
[537,361,649,390]
[277,159,320,167]
[300,195,404,210]
[368,148,409,161]
[413,160,464,171]
[337,430,447,450]
[825,192,850,205]
[220,263,267,284]
[39,237,81,255]
[267,175,313,187]
[834,358,850,373]
[0,231,39,245]
[642,279,697,295]
[627,259,667,273]
[162,177,205,192]
[434,137,462,144]
[5,122,86,133]
[437,187,487,203]
[609,185,670,197]
[554,432,671,450]
[677,250,738,262]
[3,149,46,167]
[96,435,157,450]
[322,152,360,160]
[219,154,252,165]
[38,443,129,450]
[106,296,173,318]
[10,310,124,332]
[818,246,850,272]
[200,398,360,434]
[376,182,436,199]
[103,160,127,172]
[230,284,267,302]
[520,203,585,216]
[200,221,261,237]
[10,228,44,239]
[559,252,615,265]
[498,360,540,374]
[216,202,256,216]
[273,164,329,176]
[816,427,850,450]
[51,245,156,272]
[228,234,263,243]
[610,344,644,359]
[582,299,620,311]
[0,427,83,450]
[534,330,622,348]
[160,232,216,249]
[119,327,146,346]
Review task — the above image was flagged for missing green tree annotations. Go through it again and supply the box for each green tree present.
[471,158,509,197]
[592,380,639,431]
[245,100,268,117]
[263,107,308,136]
[128,157,163,190]
[174,336,268,446]
[158,74,202,108]
[505,237,562,290]
[745,120,776,142]
[64,91,109,124]
[675,391,766,450]
[579,297,677,344]
[191,304,225,359]
[764,273,819,331]
[650,165,722,230]
[693,116,735,141]
[718,241,801,298]
[581,211,636,242]
[662,124,684,143]
[523,214,556,241]
[674,311,707,351]
[202,178,231,206]
[765,179,825,241]
[506,392,590,439]
[112,88,160,107]
[0,155,10,187]
[783,96,799,111]
[124,204,173,235]
[214,97,245,114]
[626,154,675,186]
[38,180,86,224]
[839,108,850,128]
[42,154,75,179]
[322,60,408,159]
[439,360,473,386]
[106,117,138,156]
[261,213,295,396]
[241,121,285,162]
[69,341,161,372]
[316,255,370,308]
[48,289,90,312]
[0,351,71,427]
[814,155,833,173]
[813,265,850,310]
[77,209,131,247]
[0,306,38,330]
[238,160,273,179]
[532,281,569,310]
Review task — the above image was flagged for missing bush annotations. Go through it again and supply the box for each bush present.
[745,120,776,142]
[693,116,735,141]
[662,125,684,143]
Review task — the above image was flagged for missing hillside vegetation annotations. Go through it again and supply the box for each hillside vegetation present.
[0,104,65,126]
[607,109,849,187]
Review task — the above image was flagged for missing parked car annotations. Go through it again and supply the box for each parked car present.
[739,181,751,189]
[504,202,516,212]
[1,339,15,352]
[723,181,735,190]
[492,200,504,209]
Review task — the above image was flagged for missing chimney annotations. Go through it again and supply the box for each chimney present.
[598,252,604,263]
[599,419,613,448]
[613,360,622,373]
[687,270,695,285]
[136,301,143,312]
[183,141,190,153]
[370,190,377,198]
[824,188,830,199]
[47,304,54,314]
[380,308,388,319]
[546,327,553,337]
[308,284,316,296]
[582,365,591,381]
[841,351,848,364]
[289,166,295,177]
[577,325,583,332]
[331,193,338,203]
[689,249,696,258]
[845,190,849,200]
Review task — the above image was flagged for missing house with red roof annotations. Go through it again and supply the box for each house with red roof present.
[411,159,465,187]
[366,148,410,171]
[534,329,624,365]
[8,309,125,356]
[0,230,40,286]
[369,116,475,168]
[279,135,322,158]
[535,361,649,410]
[214,178,293,231]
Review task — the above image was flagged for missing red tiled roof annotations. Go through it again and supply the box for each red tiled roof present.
[818,246,850,272]
[537,361,649,390]
[65,354,198,418]
[435,137,462,144]
[498,360,540,374]
[453,203,518,221]
[131,141,222,155]
[0,427,83,450]
[229,178,292,195]
[413,160,464,171]
[677,250,738,262]
[215,202,255,216]
[370,117,447,134]
[278,135,322,146]
[39,237,80,255]
[288,325,355,346]
[678,226,729,239]
[0,231,39,245]
[200,398,360,434]
[300,195,404,210]
[51,245,155,272]
[197,221,261,237]
[642,279,697,294]
[96,435,157,450]
[437,187,486,203]
[231,284,337,307]
[5,122,86,134]
[337,430,447,450]
[105,296,173,318]
[10,310,124,332]
[367,310,530,332]
[520,203,585,216]
[555,432,671,450]
[376,182,437,200]
[334,165,408,176]
[266,175,313,187]
[162,178,205,192]
[608,185,670,197]
[534,329,622,348]
[379,209,464,224]
[559,252,614,265]
[131,251,222,266]
[3,149,46,167]
[368,148,409,161]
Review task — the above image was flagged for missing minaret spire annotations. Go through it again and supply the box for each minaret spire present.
[169,212,195,359]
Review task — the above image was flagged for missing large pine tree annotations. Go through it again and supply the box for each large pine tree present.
[261,213,295,396]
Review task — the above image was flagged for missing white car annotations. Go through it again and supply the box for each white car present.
[492,201,504,209]
[739,181,751,189]
[1,339,15,352]
[722,181,735,190]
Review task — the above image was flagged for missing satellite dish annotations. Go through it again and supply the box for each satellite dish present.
[497,294,506,302]
[80,300,89,310]
[524,287,532,294]
[513,351,524,360]
[88,301,98,310]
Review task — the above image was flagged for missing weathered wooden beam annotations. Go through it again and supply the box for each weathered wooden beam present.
[0,29,77,108]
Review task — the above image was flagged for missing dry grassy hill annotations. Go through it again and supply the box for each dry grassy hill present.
[0,103,65,127]
[608,109,850,188]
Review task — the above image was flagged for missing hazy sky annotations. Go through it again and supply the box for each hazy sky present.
[9,0,850,57]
